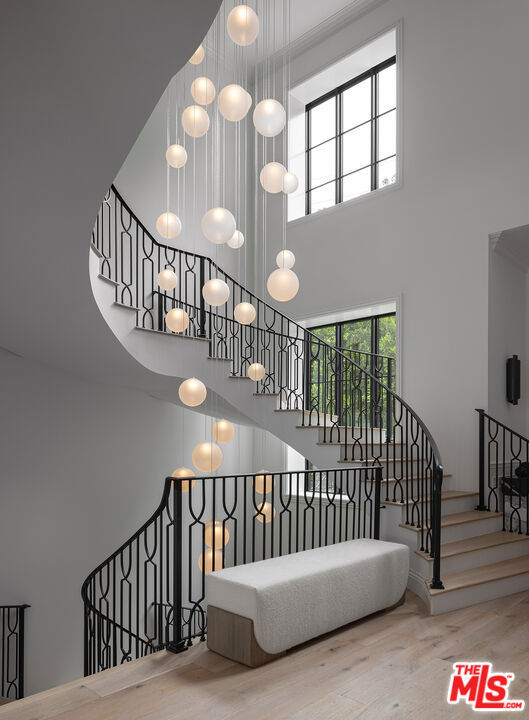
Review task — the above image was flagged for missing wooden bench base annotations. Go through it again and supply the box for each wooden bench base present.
[207,592,406,668]
[207,605,285,667]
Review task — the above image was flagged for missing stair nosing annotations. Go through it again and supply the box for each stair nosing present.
[400,510,502,533]
[416,530,529,561]
[427,555,529,595]
[98,273,119,287]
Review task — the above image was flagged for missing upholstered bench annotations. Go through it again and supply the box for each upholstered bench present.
[205,538,409,667]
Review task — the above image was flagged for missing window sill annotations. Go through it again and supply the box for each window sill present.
[287,177,402,230]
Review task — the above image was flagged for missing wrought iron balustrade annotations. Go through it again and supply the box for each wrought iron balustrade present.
[476,409,529,534]
[1,604,29,700]
[90,184,444,590]
[82,467,381,675]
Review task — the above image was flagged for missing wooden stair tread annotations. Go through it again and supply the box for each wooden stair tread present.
[134,327,210,342]
[417,530,529,561]
[316,441,403,447]
[385,490,477,507]
[428,555,529,595]
[401,509,501,533]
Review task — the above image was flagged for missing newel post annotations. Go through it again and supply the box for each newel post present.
[476,409,488,511]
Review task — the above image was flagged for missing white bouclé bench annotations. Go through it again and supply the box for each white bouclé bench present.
[205,539,409,667]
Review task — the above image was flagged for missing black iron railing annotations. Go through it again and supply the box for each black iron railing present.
[1,604,29,700]
[82,467,381,674]
[91,185,444,586]
[476,409,529,534]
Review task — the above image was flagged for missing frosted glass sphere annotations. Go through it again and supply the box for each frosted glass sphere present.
[198,549,223,574]
[218,84,252,122]
[157,269,178,291]
[165,308,189,333]
[201,207,236,245]
[253,99,286,137]
[156,212,182,239]
[276,249,295,269]
[189,45,205,64]
[267,267,299,302]
[181,105,210,138]
[204,520,230,548]
[227,230,244,249]
[282,171,299,194]
[171,467,196,492]
[260,162,286,193]
[248,362,265,381]
[227,5,259,46]
[191,76,216,105]
[253,470,275,495]
[202,278,230,307]
[234,301,256,325]
[212,419,235,444]
[192,442,223,473]
[165,144,187,168]
[178,377,207,407]
[255,501,276,524]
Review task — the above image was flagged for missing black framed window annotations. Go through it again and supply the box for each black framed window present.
[305,56,397,215]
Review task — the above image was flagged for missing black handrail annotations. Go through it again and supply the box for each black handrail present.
[82,467,382,675]
[476,409,529,534]
[1,604,29,699]
[91,185,444,587]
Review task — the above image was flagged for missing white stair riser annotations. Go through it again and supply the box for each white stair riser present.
[388,494,479,525]
[416,537,529,576]
[338,444,404,462]
[317,427,387,444]
[440,515,504,543]
[429,572,529,614]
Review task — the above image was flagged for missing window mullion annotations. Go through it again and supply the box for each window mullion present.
[305,108,311,215]
[371,70,377,191]
[336,93,341,205]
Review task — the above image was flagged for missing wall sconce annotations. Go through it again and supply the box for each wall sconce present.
[506,355,521,405]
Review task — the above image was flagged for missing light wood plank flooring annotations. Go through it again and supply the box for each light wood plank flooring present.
[2,590,529,720]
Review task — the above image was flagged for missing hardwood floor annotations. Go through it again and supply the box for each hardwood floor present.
[3,590,529,720]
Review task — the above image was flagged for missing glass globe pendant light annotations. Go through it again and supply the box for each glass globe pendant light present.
[227,230,244,249]
[260,162,286,193]
[218,84,252,122]
[276,250,295,269]
[165,144,187,169]
[267,268,299,302]
[226,5,259,46]
[248,362,265,381]
[234,301,256,325]
[181,105,210,138]
[255,501,276,524]
[253,99,286,138]
[171,467,196,492]
[165,308,189,333]
[201,207,236,245]
[179,377,207,407]
[157,268,178,291]
[282,171,299,194]
[156,212,182,239]
[192,441,223,473]
[204,520,230,548]
[253,470,275,495]
[191,77,216,106]
[198,548,224,574]
[189,45,205,64]
[202,278,230,307]
[212,419,235,444]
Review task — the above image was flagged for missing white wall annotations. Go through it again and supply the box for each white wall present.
[258,0,529,490]
[0,347,255,695]
[488,247,527,434]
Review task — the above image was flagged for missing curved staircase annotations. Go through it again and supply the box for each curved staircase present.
[86,185,529,647]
